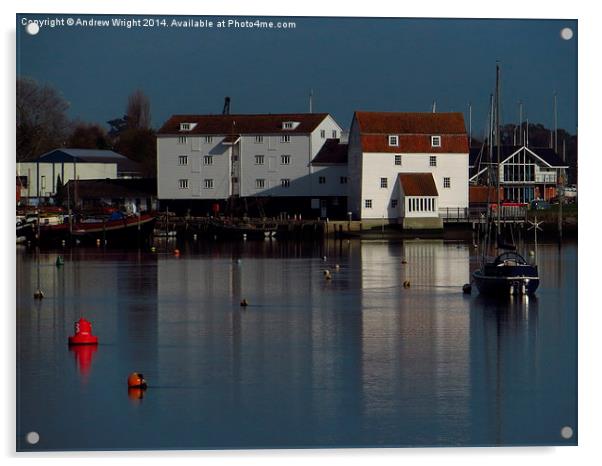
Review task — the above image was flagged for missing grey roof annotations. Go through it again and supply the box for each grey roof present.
[34,148,142,174]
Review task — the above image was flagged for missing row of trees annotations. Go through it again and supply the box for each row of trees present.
[16,77,157,176]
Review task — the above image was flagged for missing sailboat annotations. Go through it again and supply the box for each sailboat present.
[472,64,540,296]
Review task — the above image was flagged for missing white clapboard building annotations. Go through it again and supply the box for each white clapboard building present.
[347,111,469,228]
[156,113,347,216]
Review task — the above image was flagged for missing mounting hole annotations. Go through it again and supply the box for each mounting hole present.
[560,27,573,40]
[26,431,40,444]
[560,426,573,439]
[25,22,40,36]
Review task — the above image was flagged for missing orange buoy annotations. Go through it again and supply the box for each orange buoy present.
[68,318,98,345]
[127,372,147,389]
[173,249,180,256]
[128,387,146,401]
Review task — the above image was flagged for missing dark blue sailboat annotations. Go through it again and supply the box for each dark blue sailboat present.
[473,252,539,295]
[472,64,540,296]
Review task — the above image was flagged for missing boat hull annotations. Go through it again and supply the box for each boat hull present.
[472,270,540,296]
[38,214,156,246]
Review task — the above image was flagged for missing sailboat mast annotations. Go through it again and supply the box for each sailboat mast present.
[495,63,501,235]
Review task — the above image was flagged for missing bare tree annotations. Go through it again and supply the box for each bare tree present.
[126,89,151,130]
[67,121,111,149]
[17,77,70,161]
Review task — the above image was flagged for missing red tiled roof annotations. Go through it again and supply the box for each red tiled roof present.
[399,173,439,196]
[361,134,469,153]
[311,139,348,165]
[355,111,466,134]
[355,111,468,154]
[222,134,241,144]
[469,185,503,204]
[158,113,330,135]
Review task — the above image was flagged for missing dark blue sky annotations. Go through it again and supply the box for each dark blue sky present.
[17,14,577,135]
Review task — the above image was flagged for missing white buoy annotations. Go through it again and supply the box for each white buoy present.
[322,256,327,261]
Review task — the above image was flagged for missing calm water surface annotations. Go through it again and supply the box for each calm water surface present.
[16,239,577,450]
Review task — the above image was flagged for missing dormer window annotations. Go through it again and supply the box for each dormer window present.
[431,135,442,147]
[179,123,196,131]
[388,135,399,146]
[282,121,300,130]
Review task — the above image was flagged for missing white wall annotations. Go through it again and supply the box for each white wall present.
[359,152,468,220]
[157,135,230,199]
[16,162,118,198]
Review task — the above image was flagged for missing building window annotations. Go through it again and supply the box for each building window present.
[283,122,294,129]
[281,135,290,143]
[281,178,290,188]
[430,155,437,167]
[255,135,264,143]
[320,129,325,138]
[431,135,442,147]
[204,136,213,143]
[281,155,291,165]
[204,155,213,165]
[388,135,399,146]
[420,198,424,211]
[255,155,264,165]
[340,176,347,184]
[426,198,431,211]
[178,136,187,144]
[380,177,388,188]
[332,130,337,138]
[395,155,402,165]
[319,176,326,184]
[365,199,373,209]
[443,177,451,188]
[391,199,398,208]
[256,179,265,189]
[179,179,188,189]
[180,123,190,131]
[178,155,188,165]
[204,179,214,189]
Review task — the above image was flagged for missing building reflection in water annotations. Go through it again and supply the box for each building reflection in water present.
[359,240,472,445]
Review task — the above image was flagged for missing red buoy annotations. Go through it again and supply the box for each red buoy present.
[68,318,99,345]
[128,372,147,389]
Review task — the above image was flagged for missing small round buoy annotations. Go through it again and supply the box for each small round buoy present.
[96,238,101,246]
[150,246,156,253]
[324,270,332,280]
[56,256,64,267]
[322,256,327,261]
[61,240,66,246]
[193,234,197,241]
[68,318,99,345]
[335,264,340,271]
[237,259,242,264]
[243,233,247,240]
[75,239,80,245]
[472,243,478,249]
[173,249,180,256]
[127,372,147,389]
[462,283,472,294]
[33,289,44,299]
[240,298,249,307]
[403,280,411,288]
[529,250,535,256]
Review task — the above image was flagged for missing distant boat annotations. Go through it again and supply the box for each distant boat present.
[39,212,156,245]
[207,219,277,239]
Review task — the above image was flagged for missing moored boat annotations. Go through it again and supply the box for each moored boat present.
[472,252,539,296]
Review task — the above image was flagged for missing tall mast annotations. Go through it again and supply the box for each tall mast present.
[518,101,523,146]
[554,92,558,152]
[495,63,501,235]
[468,101,472,147]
